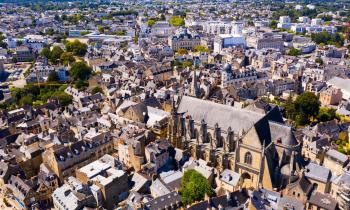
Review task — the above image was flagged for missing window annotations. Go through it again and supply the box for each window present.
[244,152,252,165]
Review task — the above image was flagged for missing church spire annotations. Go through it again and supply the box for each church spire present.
[190,69,200,98]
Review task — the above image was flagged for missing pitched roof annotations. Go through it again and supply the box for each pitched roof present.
[177,96,283,134]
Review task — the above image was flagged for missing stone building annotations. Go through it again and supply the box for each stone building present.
[42,131,114,181]
[168,28,201,51]
[75,155,128,210]
[168,96,301,190]
[319,86,343,106]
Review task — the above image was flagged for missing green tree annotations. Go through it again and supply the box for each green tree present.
[115,30,126,36]
[52,92,72,107]
[315,57,324,65]
[41,47,51,59]
[284,96,296,120]
[98,26,105,33]
[0,33,7,49]
[75,79,89,91]
[50,46,64,64]
[288,47,301,56]
[16,40,23,47]
[47,71,60,82]
[183,60,193,68]
[60,52,76,66]
[147,19,157,27]
[294,92,320,125]
[180,170,214,206]
[65,40,88,56]
[169,16,185,26]
[194,45,209,53]
[270,20,278,29]
[19,95,33,106]
[69,61,92,81]
[92,86,103,94]
[176,48,188,55]
[317,107,338,122]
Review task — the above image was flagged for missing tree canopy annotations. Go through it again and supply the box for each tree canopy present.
[47,71,60,82]
[92,86,103,94]
[50,46,64,64]
[147,19,157,27]
[60,52,76,66]
[284,92,320,126]
[169,16,185,26]
[65,40,88,56]
[194,45,209,53]
[180,169,214,206]
[311,31,344,47]
[287,47,301,56]
[69,61,92,81]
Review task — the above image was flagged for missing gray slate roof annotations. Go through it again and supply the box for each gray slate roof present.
[177,96,282,132]
[305,162,332,183]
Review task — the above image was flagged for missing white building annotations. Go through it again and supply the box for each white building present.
[214,34,246,53]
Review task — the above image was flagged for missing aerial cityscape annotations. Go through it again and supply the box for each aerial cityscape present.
[0,0,350,209]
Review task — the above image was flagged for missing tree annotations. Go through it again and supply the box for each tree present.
[287,47,301,56]
[115,30,126,36]
[176,48,188,55]
[194,45,209,53]
[47,71,60,82]
[60,52,76,66]
[147,19,157,27]
[284,96,296,120]
[98,26,105,33]
[41,47,51,59]
[0,33,7,49]
[315,57,324,65]
[311,31,344,47]
[134,35,139,44]
[16,40,23,47]
[19,95,33,106]
[92,86,103,94]
[270,20,278,29]
[183,60,193,68]
[50,46,64,64]
[180,170,214,205]
[52,92,72,107]
[169,16,185,26]
[65,40,88,56]
[69,61,92,81]
[317,107,338,122]
[75,79,89,91]
[294,92,320,125]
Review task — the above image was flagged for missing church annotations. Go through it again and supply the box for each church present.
[168,95,301,190]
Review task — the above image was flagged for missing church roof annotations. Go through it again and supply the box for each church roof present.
[177,96,270,132]
[268,121,298,146]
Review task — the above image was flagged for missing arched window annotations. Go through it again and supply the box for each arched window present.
[244,152,252,165]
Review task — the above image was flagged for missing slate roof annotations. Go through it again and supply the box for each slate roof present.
[177,96,283,135]
[309,192,337,210]
[305,162,332,183]
[326,149,349,165]
[187,190,249,210]
[144,191,181,210]
[332,172,350,186]
[277,197,304,210]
